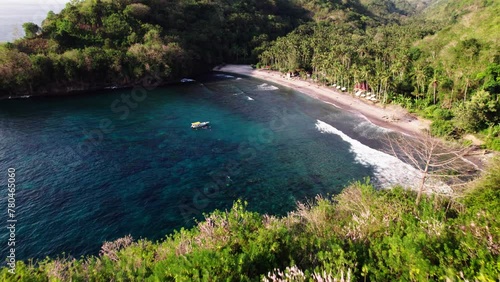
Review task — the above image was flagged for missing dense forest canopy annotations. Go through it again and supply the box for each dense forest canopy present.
[0,0,429,98]
[0,0,308,96]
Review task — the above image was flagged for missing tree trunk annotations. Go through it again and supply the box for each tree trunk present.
[416,174,426,205]
[417,161,430,205]
[464,80,469,102]
[433,82,437,104]
[384,81,389,103]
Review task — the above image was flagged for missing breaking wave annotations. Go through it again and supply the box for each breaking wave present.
[353,120,392,139]
[315,120,421,189]
[323,101,341,109]
[214,74,235,78]
[257,83,279,91]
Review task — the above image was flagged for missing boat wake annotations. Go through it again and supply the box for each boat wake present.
[315,120,421,189]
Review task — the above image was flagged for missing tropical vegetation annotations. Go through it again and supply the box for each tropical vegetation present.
[1,158,498,281]
[1,1,499,279]
[0,0,308,96]
[257,0,500,149]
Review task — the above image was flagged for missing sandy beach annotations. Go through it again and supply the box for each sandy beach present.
[215,64,430,137]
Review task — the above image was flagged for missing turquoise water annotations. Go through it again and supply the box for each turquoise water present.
[0,73,394,260]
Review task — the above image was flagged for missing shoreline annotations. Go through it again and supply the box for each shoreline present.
[215,64,430,137]
[215,65,498,170]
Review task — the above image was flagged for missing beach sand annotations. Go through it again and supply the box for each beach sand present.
[215,64,431,137]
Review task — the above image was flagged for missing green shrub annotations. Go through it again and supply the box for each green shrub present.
[392,94,414,109]
[485,137,500,151]
[430,119,455,137]
[2,163,499,281]
[432,108,453,120]
[453,90,500,133]
[413,98,432,111]
[482,125,500,151]
[423,105,438,118]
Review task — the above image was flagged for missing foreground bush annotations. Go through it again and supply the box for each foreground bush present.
[2,160,499,281]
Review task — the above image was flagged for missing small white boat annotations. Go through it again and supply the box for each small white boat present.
[341,87,346,91]
[191,121,210,129]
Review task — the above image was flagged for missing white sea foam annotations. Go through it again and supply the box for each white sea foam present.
[257,83,279,91]
[353,121,392,139]
[246,96,254,101]
[214,74,235,78]
[8,95,31,99]
[315,120,422,189]
[323,101,341,109]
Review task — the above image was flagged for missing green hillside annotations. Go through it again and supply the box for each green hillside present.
[416,0,500,86]
[417,0,500,97]
[258,0,500,149]
[291,0,429,24]
[415,0,500,146]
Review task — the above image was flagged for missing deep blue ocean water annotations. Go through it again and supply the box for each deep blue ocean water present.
[0,73,400,261]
